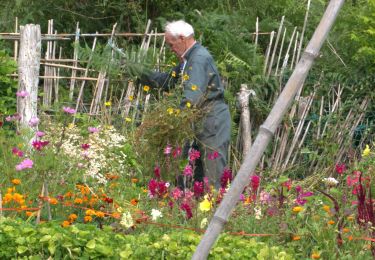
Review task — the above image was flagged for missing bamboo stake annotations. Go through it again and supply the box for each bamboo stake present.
[255,17,259,47]
[316,96,324,138]
[296,0,312,63]
[263,31,275,75]
[267,16,285,78]
[53,35,60,104]
[279,26,297,77]
[14,17,18,61]
[290,31,299,69]
[291,120,312,165]
[122,81,135,118]
[274,27,287,76]
[69,22,80,101]
[192,1,345,258]
[36,183,45,224]
[43,20,53,107]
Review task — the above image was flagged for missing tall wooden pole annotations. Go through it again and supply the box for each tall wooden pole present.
[17,24,41,129]
[192,0,345,259]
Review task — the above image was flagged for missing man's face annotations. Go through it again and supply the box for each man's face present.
[165,32,187,58]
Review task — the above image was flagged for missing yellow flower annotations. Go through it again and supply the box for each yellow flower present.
[322,205,330,212]
[186,102,191,108]
[362,144,371,157]
[68,123,75,129]
[191,85,198,91]
[182,74,189,81]
[85,209,95,216]
[128,95,134,101]
[347,215,355,221]
[143,85,150,92]
[292,206,303,213]
[105,101,112,107]
[327,220,335,225]
[95,211,105,218]
[199,197,212,212]
[171,71,176,77]
[311,252,320,259]
[11,179,21,185]
[171,62,176,66]
[125,117,132,122]
[167,107,174,115]
[174,109,181,115]
[17,143,23,148]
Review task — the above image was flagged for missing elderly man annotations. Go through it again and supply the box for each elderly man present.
[142,20,231,189]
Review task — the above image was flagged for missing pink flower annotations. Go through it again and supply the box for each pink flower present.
[32,140,49,151]
[282,179,292,190]
[148,179,168,198]
[180,202,193,219]
[193,181,204,198]
[81,143,90,150]
[12,147,24,157]
[171,187,183,200]
[35,131,45,138]
[172,146,182,158]
[29,117,40,127]
[295,186,314,205]
[62,106,76,114]
[164,144,172,155]
[259,191,271,204]
[6,113,21,122]
[16,90,29,97]
[335,163,346,175]
[154,166,161,179]
[250,175,260,191]
[207,151,220,160]
[15,158,33,171]
[189,148,200,162]
[220,168,232,188]
[88,127,99,133]
[183,164,193,177]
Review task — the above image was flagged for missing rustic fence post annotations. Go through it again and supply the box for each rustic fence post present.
[17,24,41,129]
[237,84,253,159]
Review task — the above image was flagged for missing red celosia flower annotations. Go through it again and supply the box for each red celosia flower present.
[282,179,292,190]
[193,181,204,198]
[207,151,220,160]
[220,168,232,188]
[183,164,193,177]
[154,166,161,179]
[171,187,183,200]
[103,197,113,203]
[189,149,200,162]
[250,175,260,191]
[180,202,193,219]
[335,163,346,175]
[148,179,168,198]
[172,146,182,158]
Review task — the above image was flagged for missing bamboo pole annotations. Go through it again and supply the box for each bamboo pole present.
[237,84,253,158]
[279,26,297,77]
[263,31,275,75]
[14,17,18,61]
[267,16,285,78]
[69,22,80,101]
[290,31,299,69]
[255,17,259,47]
[296,0,311,63]
[192,1,345,258]
[274,27,287,76]
[42,20,53,107]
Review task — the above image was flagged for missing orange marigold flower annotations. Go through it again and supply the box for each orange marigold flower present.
[343,228,350,233]
[328,220,335,225]
[49,198,58,205]
[348,235,353,241]
[112,212,121,219]
[130,199,138,206]
[292,206,303,213]
[95,211,105,218]
[84,215,92,222]
[3,193,13,203]
[13,193,23,203]
[26,211,33,217]
[131,178,138,184]
[64,191,73,198]
[11,179,21,185]
[143,188,148,193]
[311,253,320,259]
[7,187,15,193]
[62,220,71,227]
[292,235,301,241]
[322,205,330,212]
[74,198,83,204]
[68,213,78,222]
[85,209,95,216]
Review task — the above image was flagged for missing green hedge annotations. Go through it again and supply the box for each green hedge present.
[0,217,294,259]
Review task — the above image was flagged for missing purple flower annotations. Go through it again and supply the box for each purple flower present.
[62,106,76,115]
[15,158,33,171]
[35,131,45,138]
[88,127,99,133]
[164,144,172,155]
[16,90,29,98]
[183,164,193,177]
[28,117,40,127]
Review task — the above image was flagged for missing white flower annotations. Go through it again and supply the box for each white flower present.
[200,218,208,229]
[120,212,134,228]
[165,182,170,188]
[254,206,262,220]
[323,177,339,186]
[151,209,163,221]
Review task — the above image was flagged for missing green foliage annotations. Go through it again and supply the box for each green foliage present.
[0,217,295,259]
[0,49,17,115]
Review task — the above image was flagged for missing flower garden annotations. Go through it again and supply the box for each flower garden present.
[1,100,374,259]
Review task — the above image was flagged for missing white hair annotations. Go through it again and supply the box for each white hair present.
[164,20,194,38]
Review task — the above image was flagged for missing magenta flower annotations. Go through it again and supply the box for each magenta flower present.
[335,163,346,175]
[12,147,24,157]
[35,131,45,138]
[148,179,168,198]
[164,144,172,155]
[6,113,21,122]
[172,146,182,158]
[15,158,33,171]
[154,166,161,179]
[32,140,49,151]
[28,117,40,127]
[220,168,233,188]
[88,127,99,133]
[189,148,200,161]
[193,181,204,198]
[183,164,193,177]
[81,143,90,150]
[250,175,261,191]
[180,202,193,219]
[16,90,29,98]
[62,106,76,115]
[295,186,314,205]
[207,151,220,160]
